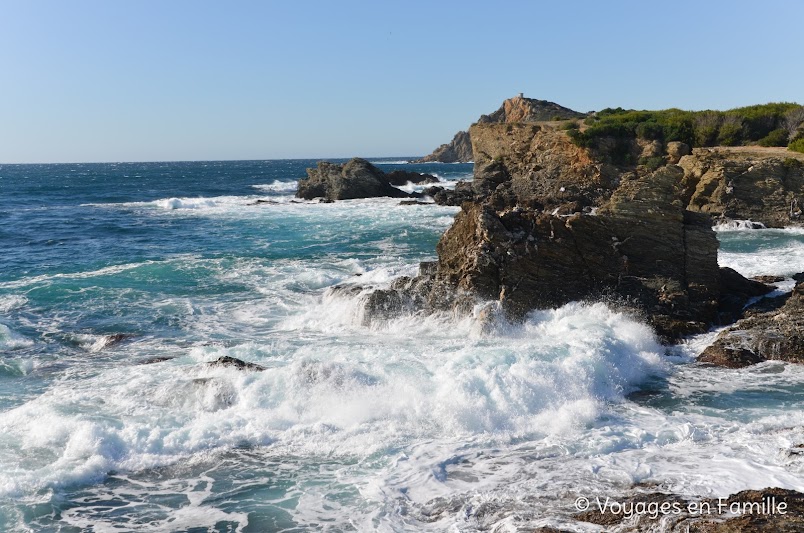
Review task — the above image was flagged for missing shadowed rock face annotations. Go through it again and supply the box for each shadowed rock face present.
[415,130,473,163]
[296,158,434,201]
[432,165,722,340]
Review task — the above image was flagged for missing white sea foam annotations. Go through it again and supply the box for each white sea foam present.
[713,219,767,231]
[719,241,804,277]
[0,324,33,350]
[251,180,298,192]
[0,301,667,500]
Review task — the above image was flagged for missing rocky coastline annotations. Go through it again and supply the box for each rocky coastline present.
[292,98,804,527]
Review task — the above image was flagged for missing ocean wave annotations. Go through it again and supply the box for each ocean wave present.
[0,323,34,350]
[251,180,298,193]
[0,301,666,499]
[713,219,767,231]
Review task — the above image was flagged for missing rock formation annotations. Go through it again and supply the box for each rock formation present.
[679,149,804,227]
[354,115,803,341]
[415,130,473,163]
[700,278,804,367]
[415,94,586,163]
[296,158,436,201]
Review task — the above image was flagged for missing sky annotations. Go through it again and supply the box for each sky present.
[1,0,802,163]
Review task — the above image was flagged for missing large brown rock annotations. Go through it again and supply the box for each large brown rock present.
[296,158,416,201]
[431,165,721,340]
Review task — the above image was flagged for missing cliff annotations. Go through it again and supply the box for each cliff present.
[415,94,586,163]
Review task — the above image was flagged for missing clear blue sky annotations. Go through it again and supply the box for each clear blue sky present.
[1,0,802,163]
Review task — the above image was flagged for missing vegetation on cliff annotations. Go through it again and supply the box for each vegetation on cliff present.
[567,103,804,161]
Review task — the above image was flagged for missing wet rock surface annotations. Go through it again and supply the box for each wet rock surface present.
[296,158,425,201]
[700,279,804,367]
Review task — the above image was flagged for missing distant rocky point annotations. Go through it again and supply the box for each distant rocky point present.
[414,94,586,163]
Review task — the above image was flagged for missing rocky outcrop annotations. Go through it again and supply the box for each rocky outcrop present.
[469,122,619,211]
[477,94,585,124]
[679,149,804,227]
[296,158,433,201]
[415,130,473,163]
[430,165,721,340]
[355,108,802,342]
[416,95,586,163]
[207,356,265,371]
[700,279,804,367]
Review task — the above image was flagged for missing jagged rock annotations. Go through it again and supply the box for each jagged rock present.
[385,170,439,186]
[428,165,722,340]
[296,158,415,201]
[207,356,265,371]
[422,182,475,206]
[700,281,804,367]
[415,130,473,163]
[469,122,620,211]
[678,150,804,227]
[477,94,585,124]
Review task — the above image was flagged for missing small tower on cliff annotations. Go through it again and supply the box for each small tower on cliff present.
[518,92,524,98]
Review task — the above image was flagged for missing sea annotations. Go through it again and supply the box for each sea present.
[1,159,803,532]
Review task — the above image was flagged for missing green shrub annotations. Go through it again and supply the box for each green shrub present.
[639,156,666,171]
[717,119,744,146]
[560,120,579,131]
[789,138,804,154]
[635,121,664,140]
[759,128,790,147]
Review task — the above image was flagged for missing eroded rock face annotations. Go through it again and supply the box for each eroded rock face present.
[432,166,721,340]
[700,280,804,367]
[415,130,473,163]
[357,120,797,342]
[679,150,804,227]
[296,158,425,201]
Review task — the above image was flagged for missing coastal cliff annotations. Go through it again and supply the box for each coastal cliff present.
[415,94,585,163]
[359,107,804,342]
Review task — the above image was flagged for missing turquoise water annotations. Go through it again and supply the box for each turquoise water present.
[1,160,803,531]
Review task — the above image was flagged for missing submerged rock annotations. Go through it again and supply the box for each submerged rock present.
[296,158,417,201]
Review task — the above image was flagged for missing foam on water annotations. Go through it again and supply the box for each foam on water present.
[0,324,33,351]
[0,300,667,500]
[251,179,299,192]
[713,219,767,231]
